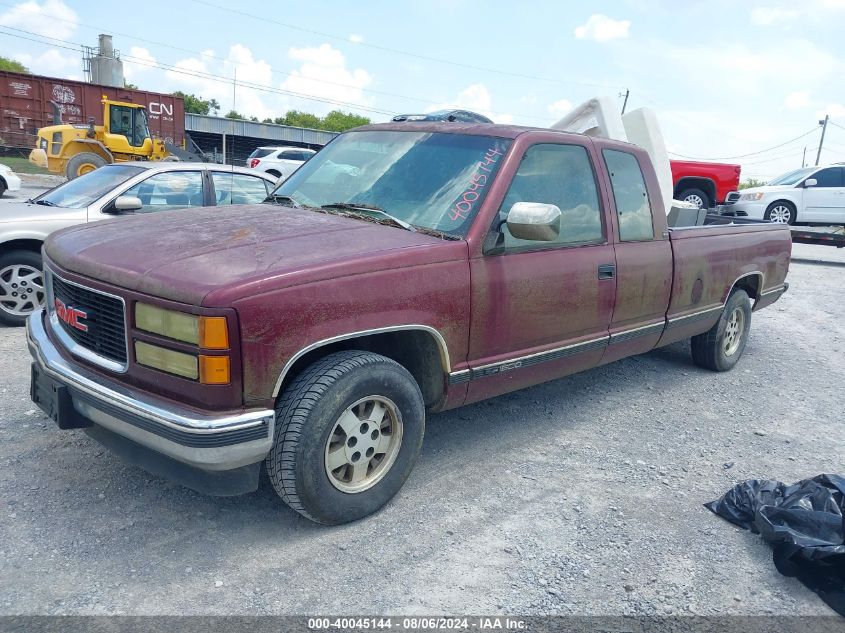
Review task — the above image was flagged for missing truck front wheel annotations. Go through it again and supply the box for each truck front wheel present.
[690,289,751,372]
[66,152,106,179]
[267,350,425,524]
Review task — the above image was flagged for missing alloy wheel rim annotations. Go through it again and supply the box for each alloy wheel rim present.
[324,395,403,493]
[723,307,745,357]
[769,206,791,223]
[0,264,45,317]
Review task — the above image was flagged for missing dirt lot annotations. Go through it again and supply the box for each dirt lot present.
[0,242,842,617]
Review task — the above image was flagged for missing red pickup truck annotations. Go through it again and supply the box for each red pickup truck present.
[670,159,742,209]
[27,122,791,524]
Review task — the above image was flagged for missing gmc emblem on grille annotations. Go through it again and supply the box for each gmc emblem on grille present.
[55,298,88,332]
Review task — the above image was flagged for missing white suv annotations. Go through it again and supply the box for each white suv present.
[732,164,845,225]
[247,146,316,181]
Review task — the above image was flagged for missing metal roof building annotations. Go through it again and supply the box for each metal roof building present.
[185,114,339,165]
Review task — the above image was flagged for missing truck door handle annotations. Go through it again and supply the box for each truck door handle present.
[598,264,615,280]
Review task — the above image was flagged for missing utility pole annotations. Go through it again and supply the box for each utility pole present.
[620,89,630,114]
[232,67,237,114]
[815,114,828,166]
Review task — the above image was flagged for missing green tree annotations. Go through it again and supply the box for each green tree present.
[224,110,245,120]
[124,81,138,90]
[0,56,29,73]
[739,178,766,189]
[172,91,221,116]
[280,110,322,129]
[321,110,371,132]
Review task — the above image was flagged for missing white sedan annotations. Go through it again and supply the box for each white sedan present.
[731,164,845,225]
[0,163,22,198]
[246,146,316,181]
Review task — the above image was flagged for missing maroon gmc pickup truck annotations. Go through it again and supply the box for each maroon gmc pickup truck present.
[27,122,792,524]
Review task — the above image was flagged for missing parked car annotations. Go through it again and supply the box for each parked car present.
[0,163,22,197]
[0,162,275,326]
[28,122,791,524]
[730,164,845,225]
[392,109,494,123]
[670,159,741,209]
[246,146,316,181]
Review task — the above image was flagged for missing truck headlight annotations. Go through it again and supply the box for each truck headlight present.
[135,303,228,349]
[135,341,198,379]
[740,192,765,201]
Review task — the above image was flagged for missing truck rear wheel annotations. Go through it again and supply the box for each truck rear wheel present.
[691,289,751,372]
[677,187,710,209]
[66,152,106,180]
[267,350,425,524]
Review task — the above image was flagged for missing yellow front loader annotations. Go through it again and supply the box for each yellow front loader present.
[29,98,193,179]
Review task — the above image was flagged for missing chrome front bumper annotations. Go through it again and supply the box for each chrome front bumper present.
[27,309,275,473]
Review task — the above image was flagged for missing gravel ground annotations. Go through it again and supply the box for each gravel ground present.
[0,238,842,617]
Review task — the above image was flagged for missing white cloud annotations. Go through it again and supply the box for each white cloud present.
[123,46,156,80]
[427,83,513,124]
[14,48,78,76]
[784,91,810,109]
[574,14,630,42]
[547,99,573,118]
[166,44,276,119]
[349,34,364,44]
[281,43,373,113]
[750,6,799,25]
[0,0,77,38]
[821,103,845,118]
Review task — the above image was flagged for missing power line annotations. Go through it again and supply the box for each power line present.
[185,0,625,92]
[666,127,820,161]
[0,26,398,116]
[0,0,553,123]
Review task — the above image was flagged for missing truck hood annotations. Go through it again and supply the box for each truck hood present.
[44,203,466,306]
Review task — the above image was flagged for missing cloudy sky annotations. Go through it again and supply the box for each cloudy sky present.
[2,0,845,179]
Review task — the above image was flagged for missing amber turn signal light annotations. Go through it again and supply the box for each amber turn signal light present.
[199,355,230,385]
[199,316,229,349]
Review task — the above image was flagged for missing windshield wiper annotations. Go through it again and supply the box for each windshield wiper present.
[264,193,302,208]
[33,200,56,206]
[320,203,416,232]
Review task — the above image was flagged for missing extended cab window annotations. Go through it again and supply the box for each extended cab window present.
[603,149,654,242]
[212,172,271,205]
[121,171,204,213]
[499,143,603,250]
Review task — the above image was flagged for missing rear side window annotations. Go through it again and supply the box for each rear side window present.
[810,167,844,187]
[603,149,654,242]
[248,148,274,159]
[212,172,271,205]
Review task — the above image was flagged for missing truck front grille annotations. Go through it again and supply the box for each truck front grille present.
[50,272,128,366]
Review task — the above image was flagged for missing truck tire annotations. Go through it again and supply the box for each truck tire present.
[66,152,106,180]
[677,187,710,210]
[764,200,796,225]
[0,249,45,327]
[267,350,425,524]
[0,178,7,198]
[690,289,751,372]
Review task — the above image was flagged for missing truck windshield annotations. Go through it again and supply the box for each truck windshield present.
[271,130,512,235]
[768,167,816,186]
[35,165,145,209]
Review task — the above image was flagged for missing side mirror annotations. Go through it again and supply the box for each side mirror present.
[804,178,817,188]
[506,202,561,241]
[113,195,142,212]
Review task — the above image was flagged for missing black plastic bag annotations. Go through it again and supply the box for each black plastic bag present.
[706,474,845,616]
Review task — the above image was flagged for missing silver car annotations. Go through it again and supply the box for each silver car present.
[0,162,276,326]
